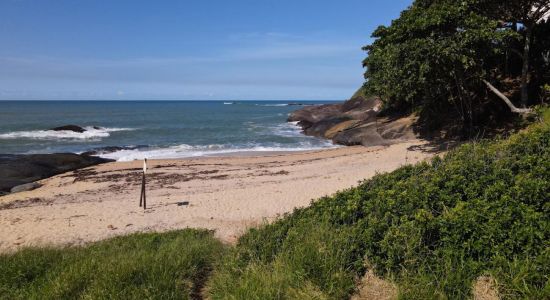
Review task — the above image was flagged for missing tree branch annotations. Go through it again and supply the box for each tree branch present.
[482,80,533,114]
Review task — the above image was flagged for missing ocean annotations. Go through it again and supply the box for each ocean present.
[0,101,338,161]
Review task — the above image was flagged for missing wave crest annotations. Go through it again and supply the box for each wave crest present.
[0,127,134,141]
[100,142,337,162]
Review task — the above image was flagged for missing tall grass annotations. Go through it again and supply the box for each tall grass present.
[0,229,225,299]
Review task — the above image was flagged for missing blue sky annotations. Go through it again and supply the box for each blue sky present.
[0,0,412,100]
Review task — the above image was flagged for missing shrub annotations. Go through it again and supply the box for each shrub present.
[208,111,550,299]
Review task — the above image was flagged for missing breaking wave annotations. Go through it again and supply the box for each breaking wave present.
[99,121,336,161]
[99,142,336,162]
[0,127,134,141]
[256,103,289,107]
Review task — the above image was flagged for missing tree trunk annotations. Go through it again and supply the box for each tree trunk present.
[521,26,533,107]
[482,80,532,114]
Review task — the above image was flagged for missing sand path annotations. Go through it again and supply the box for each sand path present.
[0,141,435,252]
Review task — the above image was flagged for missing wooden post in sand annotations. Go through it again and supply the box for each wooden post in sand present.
[139,158,147,209]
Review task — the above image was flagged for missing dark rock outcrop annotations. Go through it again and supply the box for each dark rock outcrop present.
[288,88,417,146]
[332,122,389,146]
[50,125,87,133]
[288,103,343,125]
[0,153,113,194]
[304,116,353,137]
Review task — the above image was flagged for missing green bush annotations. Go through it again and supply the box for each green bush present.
[0,229,225,299]
[208,113,550,299]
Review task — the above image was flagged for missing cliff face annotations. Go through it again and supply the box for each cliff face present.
[288,90,417,146]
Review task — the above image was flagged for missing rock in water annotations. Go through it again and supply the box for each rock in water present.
[10,182,41,193]
[50,125,86,133]
[0,153,113,193]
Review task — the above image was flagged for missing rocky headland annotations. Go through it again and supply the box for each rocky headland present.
[288,89,417,146]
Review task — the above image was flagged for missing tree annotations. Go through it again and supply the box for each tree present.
[482,1,550,106]
[363,0,549,130]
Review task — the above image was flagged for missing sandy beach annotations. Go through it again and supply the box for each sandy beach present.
[0,141,435,252]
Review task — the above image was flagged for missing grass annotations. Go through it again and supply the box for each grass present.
[0,229,225,299]
[1,109,549,299]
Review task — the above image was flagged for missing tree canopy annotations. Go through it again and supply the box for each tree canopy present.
[363,0,550,132]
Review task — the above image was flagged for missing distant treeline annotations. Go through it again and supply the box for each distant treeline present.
[362,0,550,133]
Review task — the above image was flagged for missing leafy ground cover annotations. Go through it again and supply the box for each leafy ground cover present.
[208,110,550,299]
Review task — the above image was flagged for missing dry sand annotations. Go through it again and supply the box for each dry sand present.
[0,141,436,252]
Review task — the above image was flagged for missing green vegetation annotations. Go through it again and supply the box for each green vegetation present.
[363,0,550,131]
[1,113,548,299]
[208,110,550,299]
[3,1,550,296]
[350,86,367,100]
[0,230,225,299]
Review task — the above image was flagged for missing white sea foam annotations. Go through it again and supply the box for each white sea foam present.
[256,104,289,107]
[100,122,336,162]
[100,141,337,162]
[0,127,134,141]
[270,121,304,138]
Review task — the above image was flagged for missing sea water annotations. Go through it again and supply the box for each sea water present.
[0,101,338,161]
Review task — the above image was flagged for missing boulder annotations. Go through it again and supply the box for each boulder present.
[304,116,353,138]
[50,125,86,133]
[333,122,390,146]
[0,153,113,193]
[10,182,41,193]
[0,178,29,193]
[376,116,418,140]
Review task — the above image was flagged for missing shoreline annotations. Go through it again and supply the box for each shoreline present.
[98,146,339,161]
[0,141,436,252]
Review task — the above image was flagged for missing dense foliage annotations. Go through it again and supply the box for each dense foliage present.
[0,230,225,299]
[363,0,550,131]
[208,110,550,299]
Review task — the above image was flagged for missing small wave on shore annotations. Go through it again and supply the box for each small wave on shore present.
[0,127,134,141]
[99,141,336,162]
[270,121,302,138]
[256,103,289,107]
[99,122,336,161]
